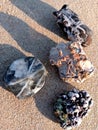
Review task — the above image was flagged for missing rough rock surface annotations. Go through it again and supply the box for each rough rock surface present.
[53,5,92,47]
[54,88,93,130]
[50,42,94,83]
[4,56,47,99]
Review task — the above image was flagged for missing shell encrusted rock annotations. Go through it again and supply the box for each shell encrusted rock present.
[53,5,92,47]
[4,57,47,99]
[50,42,94,83]
[54,88,93,130]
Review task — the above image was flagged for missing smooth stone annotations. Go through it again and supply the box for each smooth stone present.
[4,56,47,99]
[53,4,92,47]
[50,41,94,83]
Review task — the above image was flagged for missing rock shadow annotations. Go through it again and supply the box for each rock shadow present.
[0,12,74,123]
[0,12,56,64]
[10,0,66,39]
[34,77,76,122]
[0,44,24,87]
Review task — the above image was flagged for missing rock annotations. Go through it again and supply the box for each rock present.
[49,41,94,83]
[53,5,92,47]
[4,56,47,99]
[54,89,93,129]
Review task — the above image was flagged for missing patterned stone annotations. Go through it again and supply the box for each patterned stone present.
[53,5,92,47]
[54,89,93,129]
[4,56,47,99]
[50,42,94,83]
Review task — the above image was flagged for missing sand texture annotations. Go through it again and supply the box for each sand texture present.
[0,0,98,130]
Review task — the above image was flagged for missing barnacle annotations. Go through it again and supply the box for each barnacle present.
[53,5,92,47]
[54,89,93,129]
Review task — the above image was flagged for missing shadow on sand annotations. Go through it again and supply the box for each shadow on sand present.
[0,12,56,63]
[10,0,66,39]
[0,44,24,87]
[0,12,75,122]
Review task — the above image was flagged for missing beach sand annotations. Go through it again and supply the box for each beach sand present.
[0,0,98,130]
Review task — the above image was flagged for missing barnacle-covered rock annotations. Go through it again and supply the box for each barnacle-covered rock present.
[50,42,94,83]
[4,56,47,99]
[54,89,93,129]
[53,5,92,47]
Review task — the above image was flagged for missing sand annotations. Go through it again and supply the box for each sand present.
[0,0,98,130]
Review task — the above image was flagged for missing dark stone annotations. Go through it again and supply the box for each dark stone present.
[53,5,92,47]
[4,56,47,99]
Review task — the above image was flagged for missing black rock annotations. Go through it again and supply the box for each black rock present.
[53,5,92,47]
[54,89,93,129]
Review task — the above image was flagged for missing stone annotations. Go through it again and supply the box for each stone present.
[54,89,93,129]
[50,41,94,83]
[53,5,92,47]
[4,56,47,99]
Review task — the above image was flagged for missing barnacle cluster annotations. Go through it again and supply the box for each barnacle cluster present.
[53,5,92,47]
[54,89,93,129]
